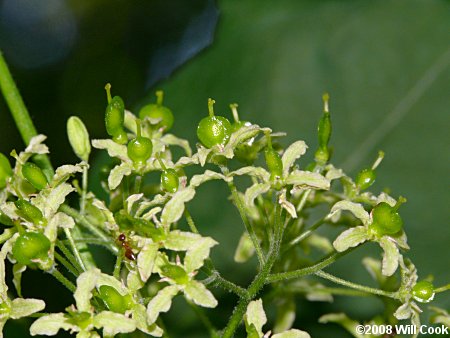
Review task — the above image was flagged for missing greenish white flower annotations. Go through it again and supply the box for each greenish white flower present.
[0,236,45,338]
[30,268,162,337]
[331,199,409,276]
[244,299,310,338]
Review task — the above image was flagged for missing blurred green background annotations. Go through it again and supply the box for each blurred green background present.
[0,0,449,337]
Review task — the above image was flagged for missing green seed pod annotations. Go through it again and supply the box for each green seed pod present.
[317,93,332,150]
[104,84,127,142]
[67,116,91,161]
[161,169,179,193]
[105,98,125,136]
[197,99,232,148]
[264,132,283,179]
[369,197,406,236]
[111,129,128,145]
[127,138,153,165]
[314,147,330,165]
[139,91,174,131]
[99,285,132,314]
[314,94,332,164]
[265,148,283,178]
[412,280,435,303]
[22,162,48,190]
[160,264,189,284]
[0,153,13,189]
[356,169,376,191]
[12,232,51,265]
[355,151,384,191]
[127,120,153,166]
[229,103,251,132]
[15,199,45,225]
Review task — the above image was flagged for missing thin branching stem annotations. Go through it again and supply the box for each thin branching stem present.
[0,51,53,175]
[435,283,450,294]
[49,269,76,292]
[56,240,84,273]
[54,252,79,277]
[221,196,283,338]
[60,205,118,254]
[227,181,265,267]
[266,250,351,283]
[113,250,124,280]
[203,271,249,299]
[315,270,399,299]
[80,166,88,215]
[64,228,87,272]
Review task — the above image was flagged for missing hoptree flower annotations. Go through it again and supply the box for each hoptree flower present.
[331,197,409,276]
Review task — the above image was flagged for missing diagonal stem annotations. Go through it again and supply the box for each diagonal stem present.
[0,51,53,176]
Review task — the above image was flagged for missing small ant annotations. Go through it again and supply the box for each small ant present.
[117,233,136,261]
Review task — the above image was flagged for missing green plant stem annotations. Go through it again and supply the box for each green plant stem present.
[113,250,124,279]
[184,209,199,234]
[72,226,97,269]
[284,285,372,297]
[63,238,110,245]
[283,217,328,253]
[315,270,399,299]
[188,301,219,338]
[204,271,249,299]
[221,199,283,338]
[267,250,350,283]
[60,205,118,254]
[54,251,79,277]
[49,269,76,292]
[123,177,130,210]
[296,189,312,213]
[80,166,88,215]
[435,283,450,294]
[228,181,265,267]
[134,174,142,194]
[56,240,84,273]
[0,52,54,176]
[64,228,87,272]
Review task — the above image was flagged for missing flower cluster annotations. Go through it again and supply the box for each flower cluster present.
[0,86,448,338]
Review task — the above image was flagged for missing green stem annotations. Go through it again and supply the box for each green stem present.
[72,225,97,269]
[435,283,450,294]
[184,209,199,234]
[60,205,118,254]
[296,189,312,213]
[0,52,53,176]
[228,181,265,267]
[49,269,76,292]
[284,285,372,297]
[113,250,124,279]
[54,251,79,277]
[56,240,83,273]
[80,166,88,215]
[315,270,399,299]
[221,199,283,338]
[266,250,351,283]
[205,271,249,299]
[64,228,87,272]
[283,217,327,253]
[134,174,142,194]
